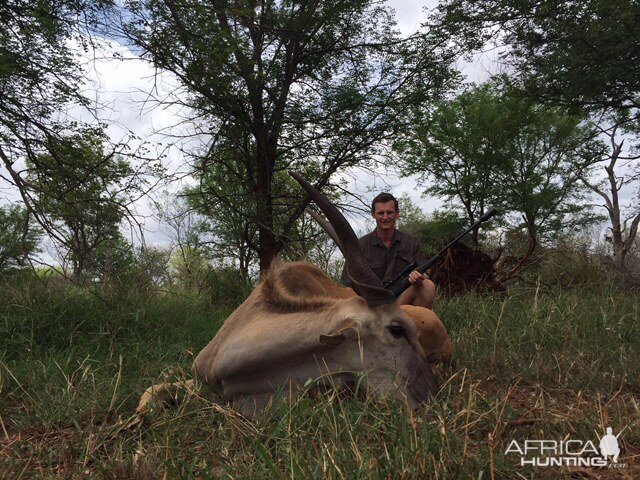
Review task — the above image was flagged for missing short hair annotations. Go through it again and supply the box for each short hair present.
[371,192,399,214]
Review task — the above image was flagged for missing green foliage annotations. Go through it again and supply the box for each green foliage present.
[200,265,253,309]
[167,243,212,292]
[0,1,110,165]
[133,246,173,289]
[401,209,468,254]
[27,128,136,279]
[432,0,640,112]
[396,82,509,237]
[185,166,349,277]
[165,242,253,308]
[0,204,41,272]
[1,1,83,141]
[494,99,602,243]
[396,193,428,230]
[396,81,602,257]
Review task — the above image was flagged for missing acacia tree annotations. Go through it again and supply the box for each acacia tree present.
[395,83,510,246]
[396,82,602,280]
[185,158,344,278]
[183,141,260,280]
[432,0,640,113]
[27,129,140,280]
[115,0,457,272]
[0,0,162,280]
[494,102,603,279]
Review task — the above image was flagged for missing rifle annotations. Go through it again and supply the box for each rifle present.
[387,208,499,298]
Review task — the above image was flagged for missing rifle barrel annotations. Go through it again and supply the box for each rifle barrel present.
[390,208,498,298]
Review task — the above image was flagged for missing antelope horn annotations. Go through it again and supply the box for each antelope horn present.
[307,210,345,255]
[289,171,394,307]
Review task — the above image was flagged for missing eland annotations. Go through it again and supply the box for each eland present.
[137,172,450,417]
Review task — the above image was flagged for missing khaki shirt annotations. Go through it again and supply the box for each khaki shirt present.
[341,229,426,287]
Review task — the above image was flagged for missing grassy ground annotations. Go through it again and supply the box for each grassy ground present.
[0,278,638,479]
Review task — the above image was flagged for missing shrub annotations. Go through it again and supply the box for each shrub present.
[200,266,253,308]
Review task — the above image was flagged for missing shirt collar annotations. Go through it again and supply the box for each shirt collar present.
[371,229,401,246]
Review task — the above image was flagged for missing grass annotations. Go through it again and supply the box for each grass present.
[0,278,638,479]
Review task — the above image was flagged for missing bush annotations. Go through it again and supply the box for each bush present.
[500,233,640,291]
[401,209,469,253]
[200,266,253,308]
[0,204,41,273]
[532,238,603,288]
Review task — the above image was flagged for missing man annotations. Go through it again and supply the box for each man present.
[341,193,435,309]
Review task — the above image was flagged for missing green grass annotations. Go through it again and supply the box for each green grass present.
[0,279,638,478]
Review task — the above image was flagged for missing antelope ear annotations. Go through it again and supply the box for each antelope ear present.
[400,305,452,363]
[319,326,358,346]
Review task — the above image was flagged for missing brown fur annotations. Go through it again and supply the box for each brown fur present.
[260,261,450,363]
[430,242,499,295]
[399,305,452,363]
[259,260,356,312]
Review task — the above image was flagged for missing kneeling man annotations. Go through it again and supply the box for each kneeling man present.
[341,193,435,309]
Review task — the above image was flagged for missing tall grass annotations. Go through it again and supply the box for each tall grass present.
[1,276,638,478]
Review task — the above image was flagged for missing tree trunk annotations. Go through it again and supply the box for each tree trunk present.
[612,247,627,273]
[255,138,280,274]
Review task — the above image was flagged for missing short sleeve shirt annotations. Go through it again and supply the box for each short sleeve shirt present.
[341,229,427,287]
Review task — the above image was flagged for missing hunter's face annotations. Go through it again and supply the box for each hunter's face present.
[372,200,399,233]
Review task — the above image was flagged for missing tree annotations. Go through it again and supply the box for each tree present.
[154,191,226,290]
[395,83,510,246]
[580,114,640,274]
[0,1,161,281]
[185,164,345,279]
[396,193,428,231]
[115,0,457,272]
[26,129,139,280]
[494,104,602,279]
[430,1,640,277]
[0,1,111,174]
[396,82,602,279]
[0,204,41,272]
[182,149,259,280]
[432,0,640,113]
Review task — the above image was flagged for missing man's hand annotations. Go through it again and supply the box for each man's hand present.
[408,270,428,286]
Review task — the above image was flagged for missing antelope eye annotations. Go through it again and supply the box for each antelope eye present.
[387,323,405,338]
